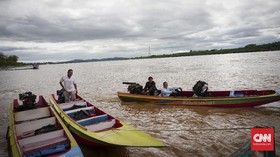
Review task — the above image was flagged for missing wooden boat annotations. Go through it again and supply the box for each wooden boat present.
[50,94,165,147]
[117,89,280,108]
[32,63,39,69]
[7,94,84,157]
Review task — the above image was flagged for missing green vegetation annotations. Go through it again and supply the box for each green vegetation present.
[1,41,280,66]
[56,41,280,64]
[134,41,280,59]
[0,52,22,68]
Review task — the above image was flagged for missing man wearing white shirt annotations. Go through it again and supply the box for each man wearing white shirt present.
[161,82,182,97]
[59,69,78,102]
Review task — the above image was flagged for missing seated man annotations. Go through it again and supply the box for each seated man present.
[143,76,157,96]
[161,82,182,97]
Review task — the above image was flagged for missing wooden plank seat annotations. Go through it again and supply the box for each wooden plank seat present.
[85,119,116,132]
[59,100,86,107]
[66,107,96,121]
[16,117,56,138]
[22,136,68,154]
[15,107,50,122]
[77,114,108,126]
[19,130,68,154]
[61,101,87,111]
[65,106,94,114]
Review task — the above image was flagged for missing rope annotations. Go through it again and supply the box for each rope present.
[114,126,279,132]
[115,127,250,132]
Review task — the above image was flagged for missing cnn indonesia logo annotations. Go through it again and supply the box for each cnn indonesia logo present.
[251,128,274,151]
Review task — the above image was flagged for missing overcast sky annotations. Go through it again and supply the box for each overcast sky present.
[0,0,279,62]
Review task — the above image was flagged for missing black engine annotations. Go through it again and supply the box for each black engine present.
[123,82,143,94]
[16,92,37,111]
[57,89,65,103]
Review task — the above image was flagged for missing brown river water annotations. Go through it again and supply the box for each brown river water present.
[1,51,280,157]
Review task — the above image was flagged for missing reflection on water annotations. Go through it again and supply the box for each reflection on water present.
[1,51,280,157]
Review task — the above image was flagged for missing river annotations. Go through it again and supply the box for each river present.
[1,51,280,157]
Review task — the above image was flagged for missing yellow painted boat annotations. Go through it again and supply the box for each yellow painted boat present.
[50,94,165,147]
[7,94,84,157]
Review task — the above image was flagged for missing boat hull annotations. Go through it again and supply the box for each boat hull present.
[50,95,165,147]
[7,96,84,157]
[117,90,280,108]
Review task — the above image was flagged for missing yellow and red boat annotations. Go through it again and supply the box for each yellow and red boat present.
[50,94,165,147]
[117,89,280,108]
[7,92,84,157]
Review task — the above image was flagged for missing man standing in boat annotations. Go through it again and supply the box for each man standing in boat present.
[161,82,182,97]
[59,69,78,102]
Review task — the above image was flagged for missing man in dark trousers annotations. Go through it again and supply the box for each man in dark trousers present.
[143,76,157,96]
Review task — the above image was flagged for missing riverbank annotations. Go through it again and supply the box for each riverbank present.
[2,41,280,66]
[0,64,35,71]
[49,41,280,64]
[135,41,280,59]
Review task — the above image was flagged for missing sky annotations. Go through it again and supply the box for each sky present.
[0,0,279,62]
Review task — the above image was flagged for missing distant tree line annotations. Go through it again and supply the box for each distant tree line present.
[1,41,280,66]
[135,41,280,59]
[0,52,21,68]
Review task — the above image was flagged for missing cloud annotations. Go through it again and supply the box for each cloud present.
[0,0,279,62]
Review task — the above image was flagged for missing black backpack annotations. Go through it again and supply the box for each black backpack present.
[193,81,209,97]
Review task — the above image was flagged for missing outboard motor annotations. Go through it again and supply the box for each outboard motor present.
[57,89,65,103]
[16,92,37,111]
[193,81,209,97]
[123,82,143,94]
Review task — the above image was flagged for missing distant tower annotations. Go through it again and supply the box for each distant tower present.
[148,46,151,56]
